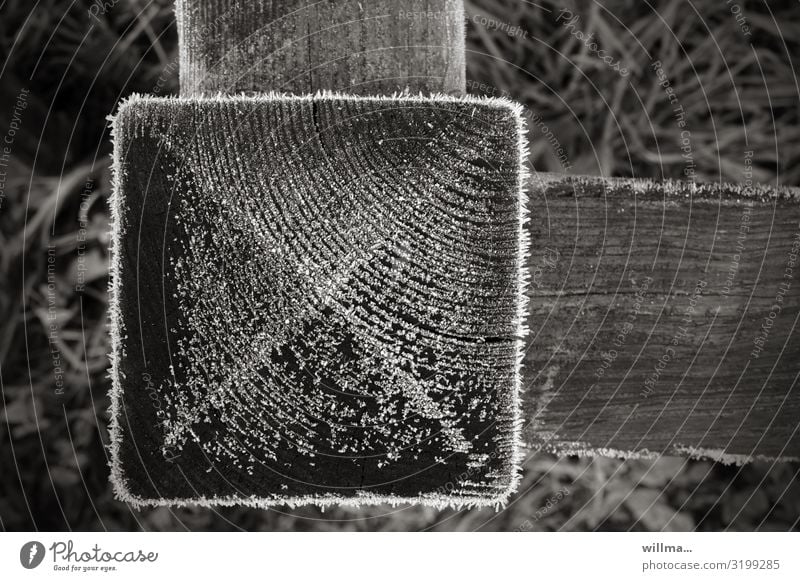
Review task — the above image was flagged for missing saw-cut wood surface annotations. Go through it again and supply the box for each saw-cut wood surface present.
[108,94,527,508]
[524,174,800,463]
[177,0,466,96]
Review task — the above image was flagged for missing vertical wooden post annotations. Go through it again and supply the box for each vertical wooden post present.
[176,0,466,96]
[111,0,533,508]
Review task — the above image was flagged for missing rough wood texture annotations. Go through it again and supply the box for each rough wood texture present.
[108,94,526,508]
[177,0,466,96]
[524,174,800,463]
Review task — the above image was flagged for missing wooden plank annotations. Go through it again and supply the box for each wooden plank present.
[523,174,800,463]
[176,0,466,96]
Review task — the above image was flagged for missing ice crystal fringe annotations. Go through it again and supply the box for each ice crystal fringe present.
[529,171,800,202]
[550,442,800,466]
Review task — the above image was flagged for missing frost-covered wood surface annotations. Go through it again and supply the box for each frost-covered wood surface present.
[525,174,800,463]
[108,94,527,508]
[177,0,466,96]
[107,0,798,516]
[109,100,800,513]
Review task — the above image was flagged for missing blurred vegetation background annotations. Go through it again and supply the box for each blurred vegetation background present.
[0,0,798,531]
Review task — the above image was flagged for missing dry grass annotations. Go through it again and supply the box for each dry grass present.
[0,0,798,531]
[466,0,800,185]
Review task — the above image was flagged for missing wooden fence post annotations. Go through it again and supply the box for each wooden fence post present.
[110,0,534,507]
[110,0,798,513]
[176,0,466,95]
